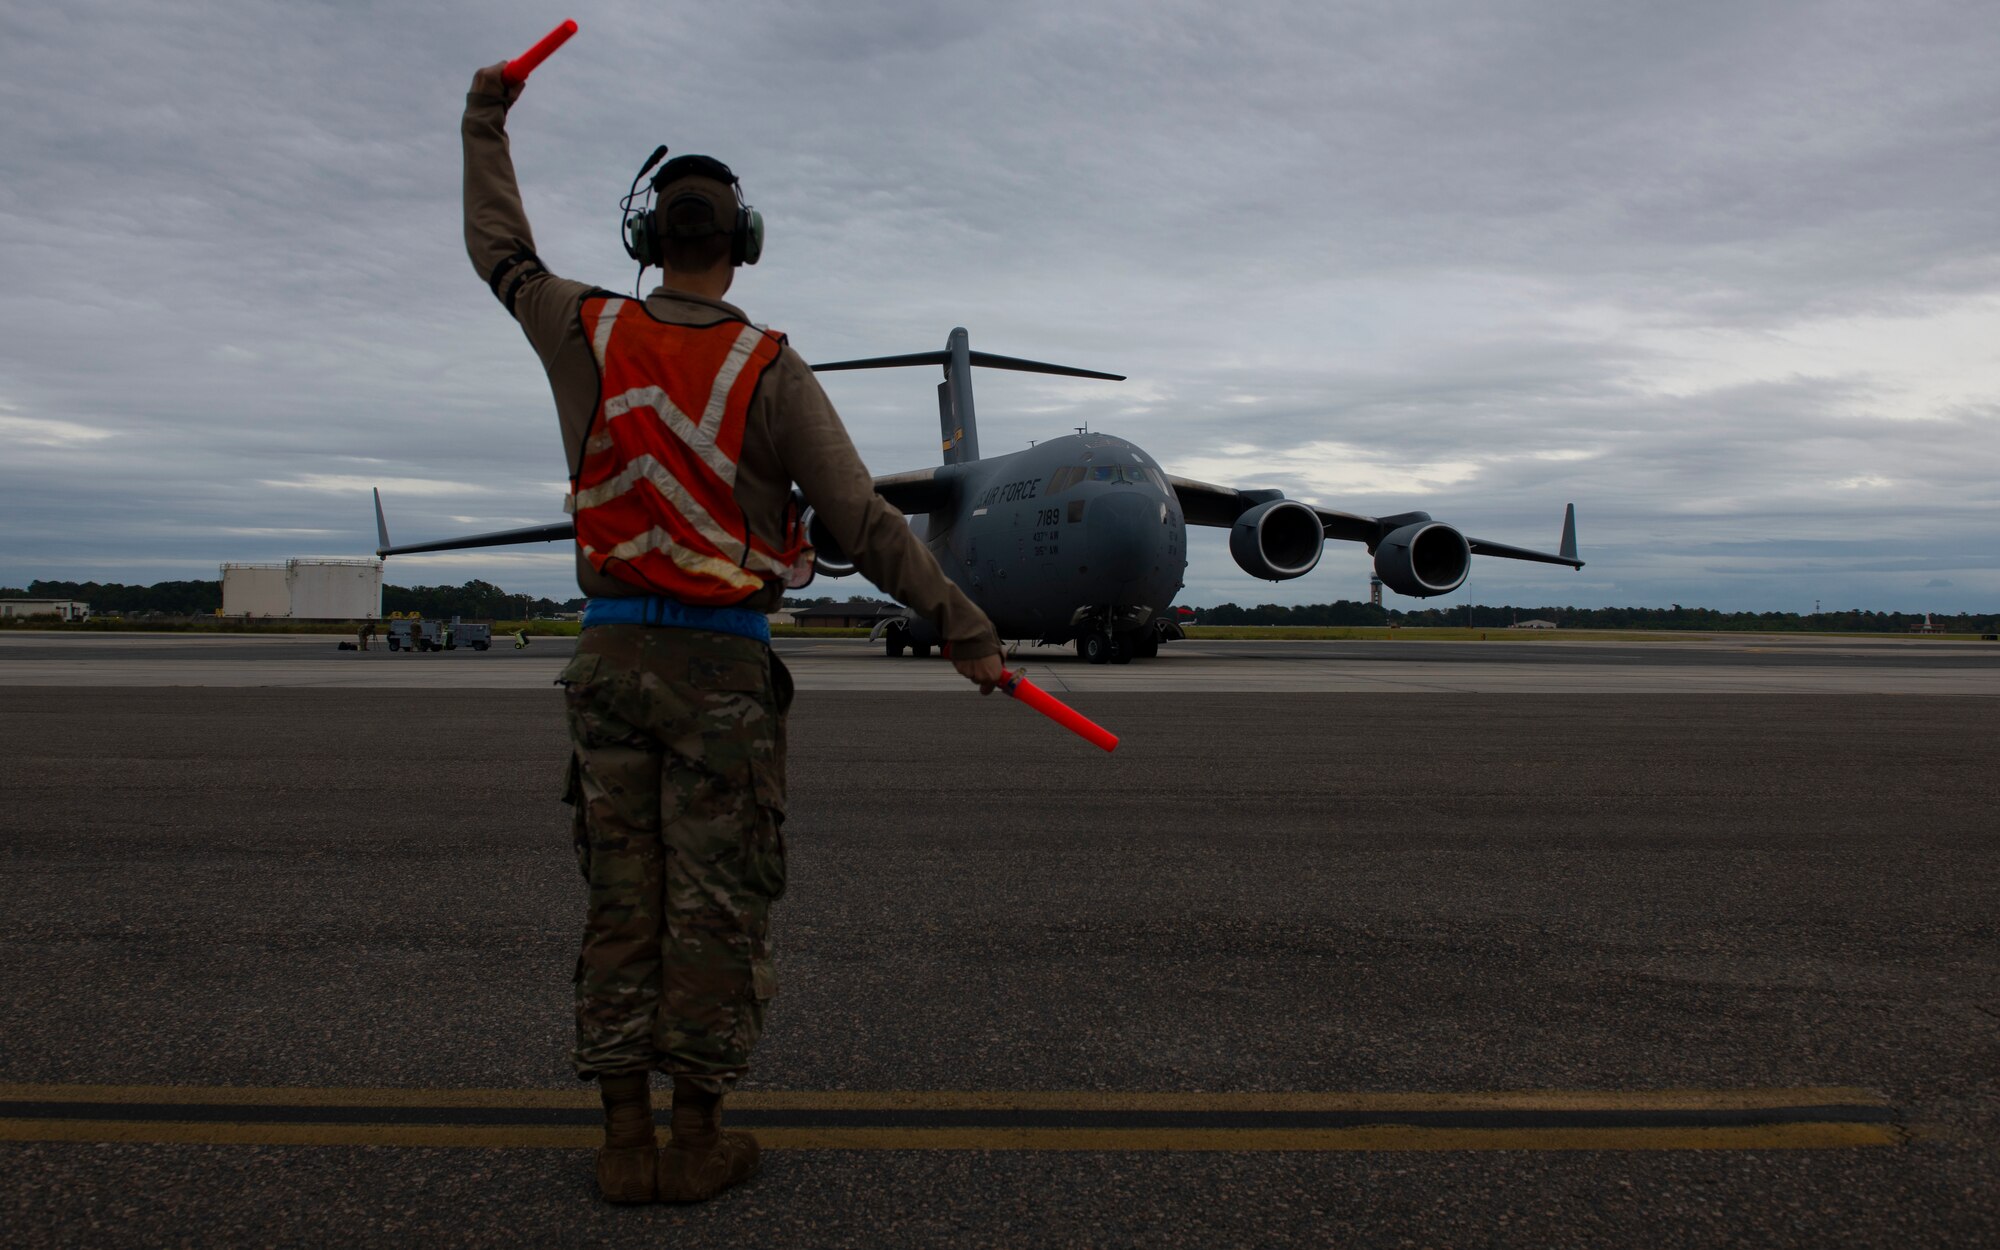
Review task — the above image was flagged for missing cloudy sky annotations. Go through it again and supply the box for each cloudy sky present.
[3,0,1995,611]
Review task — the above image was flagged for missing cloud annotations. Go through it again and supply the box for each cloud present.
[2,0,1997,612]
[0,414,114,447]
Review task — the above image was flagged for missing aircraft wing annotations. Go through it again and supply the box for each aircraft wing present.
[1463,534,1582,568]
[1168,476,1582,568]
[370,489,574,558]
[869,465,961,515]
[376,521,573,558]
[370,467,957,561]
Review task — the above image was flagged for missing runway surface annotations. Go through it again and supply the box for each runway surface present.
[1,634,1996,1246]
[2,629,1997,692]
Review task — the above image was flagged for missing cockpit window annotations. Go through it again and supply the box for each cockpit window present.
[1049,463,1166,492]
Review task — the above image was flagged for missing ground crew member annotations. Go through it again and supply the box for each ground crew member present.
[464,64,1004,1203]
[357,622,375,651]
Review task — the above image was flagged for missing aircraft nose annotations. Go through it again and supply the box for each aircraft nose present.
[1087,491,1168,585]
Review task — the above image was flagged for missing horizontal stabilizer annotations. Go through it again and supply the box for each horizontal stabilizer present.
[813,349,1124,381]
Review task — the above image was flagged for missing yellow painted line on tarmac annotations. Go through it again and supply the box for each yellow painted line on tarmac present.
[0,1083,601,1109]
[0,1083,1888,1113]
[0,1084,1902,1153]
[0,1119,1902,1152]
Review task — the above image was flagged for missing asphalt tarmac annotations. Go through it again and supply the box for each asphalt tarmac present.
[1,636,1996,1246]
[3,630,1997,692]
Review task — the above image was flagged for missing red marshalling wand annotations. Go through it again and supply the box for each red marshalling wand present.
[503,19,578,83]
[998,669,1119,752]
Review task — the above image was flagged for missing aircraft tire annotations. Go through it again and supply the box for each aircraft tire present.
[914,643,933,658]
[1132,631,1159,659]
[1109,636,1133,665]
[886,636,908,658]
[1080,634,1110,665]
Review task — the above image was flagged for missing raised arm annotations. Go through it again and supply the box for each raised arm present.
[461,63,592,362]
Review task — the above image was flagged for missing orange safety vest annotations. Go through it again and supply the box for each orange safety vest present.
[567,296,808,604]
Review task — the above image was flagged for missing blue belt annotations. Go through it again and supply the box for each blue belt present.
[582,596,771,643]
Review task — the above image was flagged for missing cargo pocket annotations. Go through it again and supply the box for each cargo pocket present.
[754,650,793,818]
[741,804,787,903]
[769,650,795,714]
[561,751,589,881]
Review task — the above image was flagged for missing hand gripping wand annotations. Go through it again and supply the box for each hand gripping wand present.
[997,669,1119,752]
[503,19,578,84]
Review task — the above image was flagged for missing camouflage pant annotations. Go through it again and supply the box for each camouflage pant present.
[558,624,791,1092]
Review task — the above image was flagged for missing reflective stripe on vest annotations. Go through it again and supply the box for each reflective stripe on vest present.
[568,297,803,604]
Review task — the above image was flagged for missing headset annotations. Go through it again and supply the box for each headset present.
[620,147,765,271]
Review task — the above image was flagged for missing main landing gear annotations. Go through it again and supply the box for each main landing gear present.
[1078,628,1157,665]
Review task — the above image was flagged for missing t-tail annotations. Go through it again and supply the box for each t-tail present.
[811,327,1124,466]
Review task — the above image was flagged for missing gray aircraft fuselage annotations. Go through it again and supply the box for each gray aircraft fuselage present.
[908,432,1185,642]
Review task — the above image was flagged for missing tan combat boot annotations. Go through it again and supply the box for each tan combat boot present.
[656,1077,760,1201]
[595,1072,659,1203]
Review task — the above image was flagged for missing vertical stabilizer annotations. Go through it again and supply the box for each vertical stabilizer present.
[941,327,980,465]
[1559,503,1578,562]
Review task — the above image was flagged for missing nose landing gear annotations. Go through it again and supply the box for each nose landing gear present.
[884,623,932,658]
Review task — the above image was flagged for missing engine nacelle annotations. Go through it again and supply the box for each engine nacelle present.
[802,507,857,578]
[1228,499,1325,581]
[1374,522,1470,597]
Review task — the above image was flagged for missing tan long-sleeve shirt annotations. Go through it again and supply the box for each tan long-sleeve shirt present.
[462,92,999,658]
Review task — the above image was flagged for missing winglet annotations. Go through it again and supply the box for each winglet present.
[1559,503,1578,563]
[373,488,392,557]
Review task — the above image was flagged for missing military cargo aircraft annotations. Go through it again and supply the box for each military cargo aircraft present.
[374,327,1580,663]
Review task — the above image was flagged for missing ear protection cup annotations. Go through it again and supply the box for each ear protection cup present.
[736,207,764,266]
[622,209,658,266]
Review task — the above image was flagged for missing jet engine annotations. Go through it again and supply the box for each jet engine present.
[1228,499,1324,581]
[1373,521,1470,597]
[802,507,857,578]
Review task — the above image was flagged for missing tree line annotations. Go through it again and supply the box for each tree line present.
[1,579,580,620]
[3,580,1990,631]
[1187,600,1998,632]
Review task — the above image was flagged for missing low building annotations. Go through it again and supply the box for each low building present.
[1510,618,1558,630]
[790,601,906,629]
[0,599,91,622]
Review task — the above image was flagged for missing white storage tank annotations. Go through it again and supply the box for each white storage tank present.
[287,559,382,620]
[221,563,291,618]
